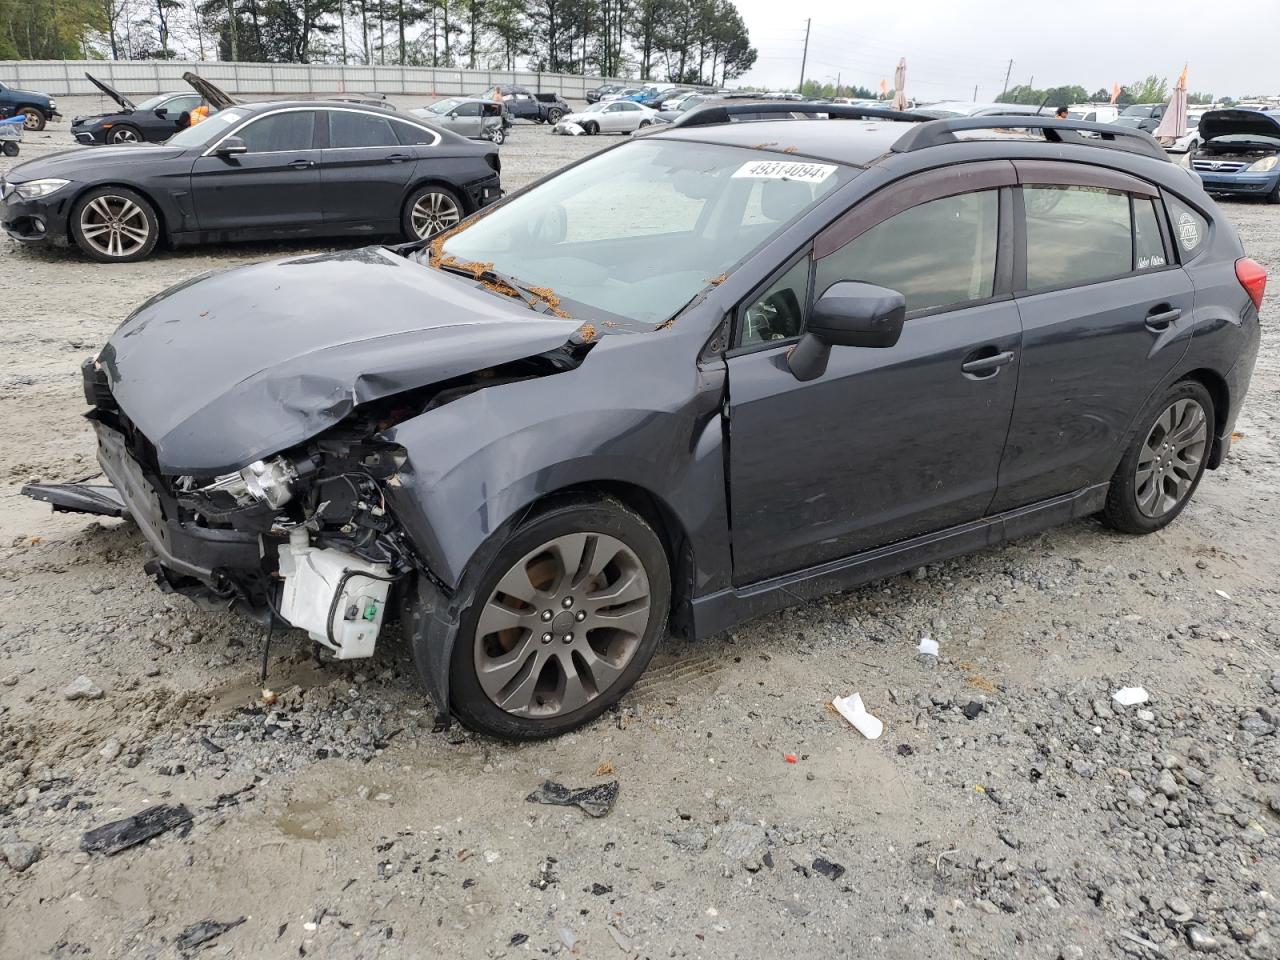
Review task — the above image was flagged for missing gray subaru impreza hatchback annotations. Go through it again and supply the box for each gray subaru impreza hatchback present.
[26,104,1264,739]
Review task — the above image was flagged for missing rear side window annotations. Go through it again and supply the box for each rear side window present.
[330,110,398,148]
[1024,185,1130,290]
[1133,198,1168,270]
[393,121,436,146]
[1164,194,1210,262]
[815,190,999,313]
[237,111,316,152]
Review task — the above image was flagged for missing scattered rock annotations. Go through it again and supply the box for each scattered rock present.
[2,841,41,873]
[61,675,103,700]
[1188,925,1221,953]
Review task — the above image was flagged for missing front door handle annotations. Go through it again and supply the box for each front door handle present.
[287,158,314,169]
[961,350,1015,377]
[1145,306,1182,331]
[386,153,412,163]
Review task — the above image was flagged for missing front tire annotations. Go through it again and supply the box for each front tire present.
[69,186,159,263]
[107,125,142,144]
[583,120,599,136]
[1101,381,1213,534]
[19,108,45,131]
[446,498,671,740]
[1266,180,1280,205]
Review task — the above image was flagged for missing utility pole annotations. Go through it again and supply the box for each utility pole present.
[798,18,811,94]
[836,72,841,98]
[1001,59,1013,95]
[972,84,977,102]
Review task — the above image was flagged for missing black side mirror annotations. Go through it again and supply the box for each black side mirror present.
[154,108,167,117]
[788,281,906,382]
[215,136,248,158]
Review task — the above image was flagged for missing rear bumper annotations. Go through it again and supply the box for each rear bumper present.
[463,174,502,211]
[1196,171,1280,196]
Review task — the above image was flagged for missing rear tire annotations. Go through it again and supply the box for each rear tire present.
[1101,381,1214,534]
[547,107,565,124]
[19,108,45,131]
[444,497,671,740]
[487,126,505,146]
[69,186,159,263]
[402,184,463,240]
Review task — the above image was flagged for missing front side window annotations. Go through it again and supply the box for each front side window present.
[453,102,482,117]
[740,257,810,346]
[236,111,316,152]
[329,110,397,148]
[1024,185,1136,289]
[816,190,999,314]
[162,95,201,115]
[441,141,848,325]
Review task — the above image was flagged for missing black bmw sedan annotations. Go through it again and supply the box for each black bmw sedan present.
[0,100,501,262]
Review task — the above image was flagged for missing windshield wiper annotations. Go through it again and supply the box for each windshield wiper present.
[436,260,549,313]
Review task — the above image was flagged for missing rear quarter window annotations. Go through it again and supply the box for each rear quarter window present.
[1164,193,1210,262]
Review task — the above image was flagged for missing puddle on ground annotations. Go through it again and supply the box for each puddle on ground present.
[275,799,345,840]
[207,659,336,714]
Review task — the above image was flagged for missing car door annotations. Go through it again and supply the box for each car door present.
[725,165,1023,584]
[189,108,323,233]
[151,94,202,140]
[319,108,421,228]
[447,101,484,138]
[988,162,1192,512]
[601,103,629,132]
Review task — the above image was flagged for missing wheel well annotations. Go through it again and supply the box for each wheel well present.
[1178,368,1230,468]
[69,182,170,240]
[518,482,697,637]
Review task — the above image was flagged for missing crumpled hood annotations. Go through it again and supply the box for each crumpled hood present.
[97,247,583,475]
[1199,109,1280,144]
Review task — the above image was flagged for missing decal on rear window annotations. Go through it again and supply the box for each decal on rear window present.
[732,160,837,183]
[1176,211,1200,252]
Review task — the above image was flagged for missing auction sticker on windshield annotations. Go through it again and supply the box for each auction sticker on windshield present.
[732,160,837,183]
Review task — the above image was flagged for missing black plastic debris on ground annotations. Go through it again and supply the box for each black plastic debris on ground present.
[510,933,529,946]
[812,857,846,881]
[81,803,193,855]
[962,701,985,720]
[526,780,619,818]
[174,916,245,957]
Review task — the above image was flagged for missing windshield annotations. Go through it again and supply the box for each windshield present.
[1121,105,1152,117]
[429,98,462,114]
[579,102,608,114]
[166,108,248,148]
[678,96,708,112]
[439,140,848,325]
[135,94,170,111]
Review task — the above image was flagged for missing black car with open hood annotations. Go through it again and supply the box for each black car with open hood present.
[72,72,219,145]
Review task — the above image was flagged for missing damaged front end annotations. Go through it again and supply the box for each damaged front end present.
[26,311,594,668]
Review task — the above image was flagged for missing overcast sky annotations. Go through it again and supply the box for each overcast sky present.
[734,0,1278,101]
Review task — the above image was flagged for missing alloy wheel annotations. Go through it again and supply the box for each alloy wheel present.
[409,191,461,239]
[109,127,140,143]
[79,195,151,259]
[473,532,652,718]
[1134,398,1208,518]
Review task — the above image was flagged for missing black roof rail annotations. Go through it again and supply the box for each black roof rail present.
[892,115,1169,161]
[671,100,928,129]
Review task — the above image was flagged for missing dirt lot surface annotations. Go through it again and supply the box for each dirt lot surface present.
[1,98,1278,960]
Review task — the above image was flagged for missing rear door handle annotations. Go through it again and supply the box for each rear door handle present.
[287,158,314,169]
[961,350,1015,376]
[386,153,412,163]
[1145,306,1182,331]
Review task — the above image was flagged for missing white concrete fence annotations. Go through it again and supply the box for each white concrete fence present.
[0,60,631,99]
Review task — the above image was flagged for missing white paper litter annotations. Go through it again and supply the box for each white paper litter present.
[917,634,939,657]
[1112,687,1150,707]
[1214,589,1232,600]
[832,693,884,739]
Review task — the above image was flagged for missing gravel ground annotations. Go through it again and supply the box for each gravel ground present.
[1,97,1279,960]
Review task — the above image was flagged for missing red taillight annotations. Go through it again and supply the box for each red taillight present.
[1236,257,1267,312]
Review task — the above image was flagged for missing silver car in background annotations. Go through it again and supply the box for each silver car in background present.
[412,97,506,144]
[553,100,659,135]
